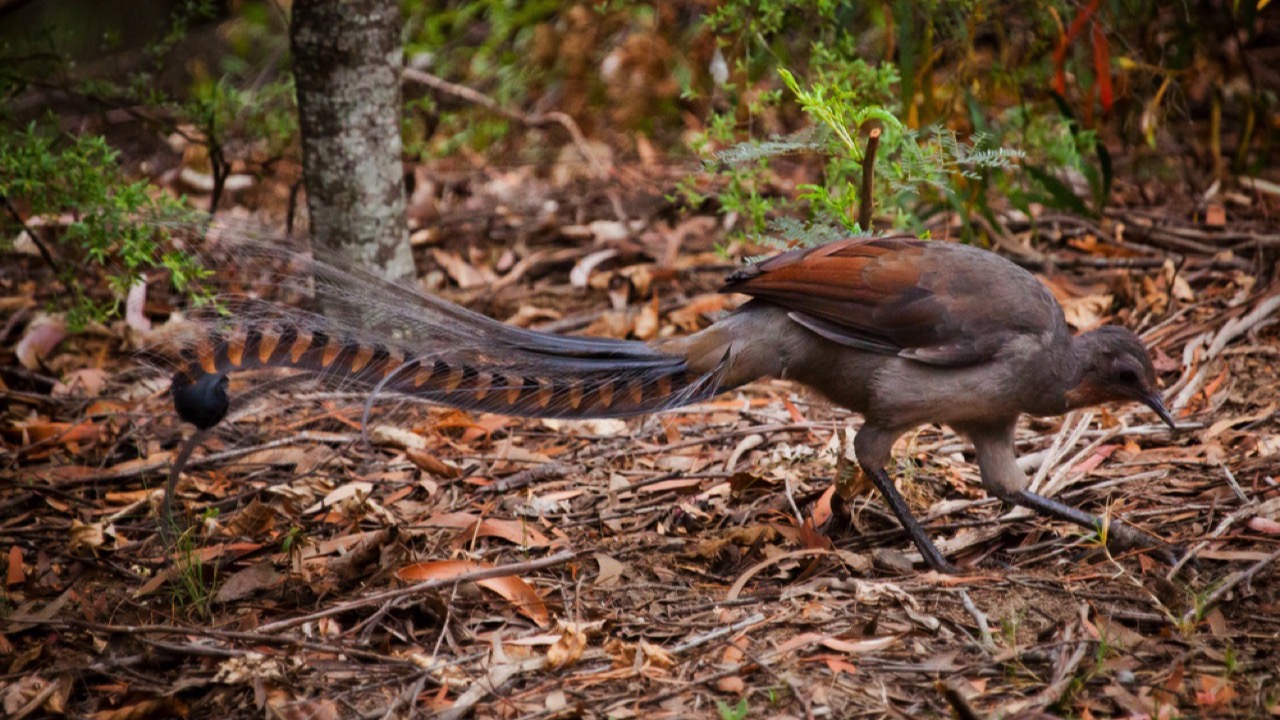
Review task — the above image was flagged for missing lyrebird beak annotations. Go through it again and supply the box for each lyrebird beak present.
[1142,391,1178,430]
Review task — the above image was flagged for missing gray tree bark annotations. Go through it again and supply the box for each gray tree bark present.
[290,0,414,282]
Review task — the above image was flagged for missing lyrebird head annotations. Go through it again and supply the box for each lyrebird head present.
[1067,325,1175,429]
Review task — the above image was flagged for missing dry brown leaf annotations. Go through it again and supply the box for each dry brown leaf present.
[1196,675,1238,711]
[224,500,278,538]
[1059,293,1114,331]
[815,654,859,676]
[633,296,660,340]
[604,637,637,668]
[427,512,551,547]
[775,632,897,656]
[3,674,66,716]
[639,639,675,669]
[6,420,100,447]
[582,309,633,339]
[545,623,587,669]
[714,676,745,694]
[15,314,66,369]
[7,546,24,587]
[51,368,109,397]
[431,249,493,289]
[593,553,625,587]
[215,561,283,604]
[89,696,190,720]
[369,424,426,450]
[396,559,549,627]
[232,446,323,476]
[69,520,107,554]
[304,482,373,514]
[570,248,619,287]
[668,294,734,332]
[406,448,464,478]
[469,518,552,548]
[1203,404,1276,440]
[506,305,561,327]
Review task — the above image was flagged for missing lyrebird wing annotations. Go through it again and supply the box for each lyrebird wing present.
[720,235,1061,366]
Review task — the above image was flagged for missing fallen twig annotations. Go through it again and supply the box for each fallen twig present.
[1181,547,1280,628]
[255,549,582,633]
[403,67,607,178]
[958,590,995,653]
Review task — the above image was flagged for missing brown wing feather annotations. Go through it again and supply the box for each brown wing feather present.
[721,235,1059,366]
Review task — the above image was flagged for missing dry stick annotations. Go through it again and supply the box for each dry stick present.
[2,196,60,274]
[1167,495,1280,580]
[939,677,984,720]
[1173,290,1280,412]
[1027,623,1091,711]
[1181,546,1280,627]
[476,461,571,496]
[958,590,995,654]
[858,127,882,230]
[402,67,606,178]
[11,617,421,666]
[377,672,431,720]
[255,549,582,634]
[8,676,61,720]
[670,612,767,655]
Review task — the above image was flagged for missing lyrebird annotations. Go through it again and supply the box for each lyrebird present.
[164,230,1178,571]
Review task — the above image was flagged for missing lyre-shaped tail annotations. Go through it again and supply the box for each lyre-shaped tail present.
[159,228,732,430]
[168,303,726,429]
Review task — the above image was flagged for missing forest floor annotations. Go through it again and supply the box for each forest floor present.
[3,153,1280,719]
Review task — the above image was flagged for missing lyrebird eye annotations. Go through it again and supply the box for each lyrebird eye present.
[1117,368,1139,384]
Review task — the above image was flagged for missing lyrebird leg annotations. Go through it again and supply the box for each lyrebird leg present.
[863,466,956,573]
[1007,489,1179,565]
[360,357,419,448]
[160,428,209,547]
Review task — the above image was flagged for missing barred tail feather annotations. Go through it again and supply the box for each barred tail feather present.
[167,311,727,430]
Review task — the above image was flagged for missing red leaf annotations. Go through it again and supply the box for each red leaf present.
[1053,0,1102,98]
[396,559,549,627]
[1092,20,1113,113]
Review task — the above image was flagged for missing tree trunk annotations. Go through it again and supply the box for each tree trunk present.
[290,0,414,282]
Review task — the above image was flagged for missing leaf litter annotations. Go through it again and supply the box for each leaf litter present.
[2,161,1279,719]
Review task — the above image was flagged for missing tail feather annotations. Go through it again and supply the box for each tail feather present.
[156,225,739,430]
[166,302,727,430]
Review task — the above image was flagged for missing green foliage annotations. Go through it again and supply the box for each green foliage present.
[1,0,295,205]
[672,112,780,248]
[716,698,750,720]
[403,0,563,157]
[0,124,206,329]
[185,74,299,164]
[704,67,1022,251]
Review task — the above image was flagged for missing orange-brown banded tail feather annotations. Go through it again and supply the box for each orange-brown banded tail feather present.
[170,317,726,428]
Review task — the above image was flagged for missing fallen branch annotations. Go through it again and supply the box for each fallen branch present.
[255,548,582,633]
[403,67,607,178]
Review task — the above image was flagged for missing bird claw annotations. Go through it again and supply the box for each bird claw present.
[924,557,961,575]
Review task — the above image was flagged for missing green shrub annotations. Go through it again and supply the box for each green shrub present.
[0,124,207,329]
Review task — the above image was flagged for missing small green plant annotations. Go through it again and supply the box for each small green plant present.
[1223,644,1238,677]
[280,525,307,556]
[169,507,221,617]
[0,124,208,329]
[716,697,750,720]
